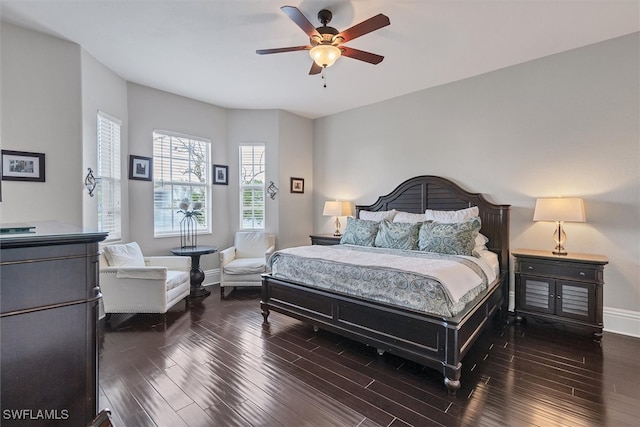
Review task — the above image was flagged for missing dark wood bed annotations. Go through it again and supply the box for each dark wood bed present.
[261,175,510,394]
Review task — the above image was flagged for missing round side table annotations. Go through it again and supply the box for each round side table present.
[170,245,218,298]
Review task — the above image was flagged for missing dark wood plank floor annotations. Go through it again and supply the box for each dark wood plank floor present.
[99,286,640,427]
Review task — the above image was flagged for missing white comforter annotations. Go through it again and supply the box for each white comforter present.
[271,244,497,304]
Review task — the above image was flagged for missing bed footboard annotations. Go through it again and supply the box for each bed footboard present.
[261,272,506,395]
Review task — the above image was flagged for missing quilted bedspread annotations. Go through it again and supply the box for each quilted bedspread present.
[268,244,494,317]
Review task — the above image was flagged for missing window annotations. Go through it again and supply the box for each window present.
[153,131,211,237]
[96,111,122,242]
[240,144,265,229]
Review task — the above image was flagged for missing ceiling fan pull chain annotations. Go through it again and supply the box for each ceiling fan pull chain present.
[322,66,327,88]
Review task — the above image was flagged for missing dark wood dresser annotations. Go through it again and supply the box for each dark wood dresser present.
[0,222,107,426]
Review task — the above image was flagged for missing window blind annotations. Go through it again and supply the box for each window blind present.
[97,111,122,241]
[153,131,211,236]
[240,144,265,230]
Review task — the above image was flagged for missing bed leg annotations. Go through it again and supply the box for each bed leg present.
[444,363,462,396]
[444,377,461,396]
[261,304,270,324]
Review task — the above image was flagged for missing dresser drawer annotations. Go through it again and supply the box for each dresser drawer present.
[519,260,599,282]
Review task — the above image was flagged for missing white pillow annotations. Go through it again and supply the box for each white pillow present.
[359,209,397,222]
[424,206,479,223]
[103,242,145,267]
[393,211,426,223]
[475,233,489,249]
[235,232,271,258]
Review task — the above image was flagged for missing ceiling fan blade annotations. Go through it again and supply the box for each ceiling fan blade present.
[338,13,390,43]
[256,45,311,55]
[309,62,322,75]
[341,46,384,64]
[281,5,321,38]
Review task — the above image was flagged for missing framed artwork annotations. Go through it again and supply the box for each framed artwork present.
[129,155,152,181]
[1,150,46,182]
[213,164,228,185]
[290,177,304,194]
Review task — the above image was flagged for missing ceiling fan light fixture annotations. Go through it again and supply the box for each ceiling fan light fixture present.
[309,44,341,68]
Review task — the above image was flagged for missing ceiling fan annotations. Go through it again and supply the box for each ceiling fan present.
[256,5,390,76]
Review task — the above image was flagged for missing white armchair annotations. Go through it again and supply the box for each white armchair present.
[99,242,191,318]
[219,232,276,298]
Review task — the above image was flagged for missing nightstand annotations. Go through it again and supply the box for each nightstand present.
[309,234,342,245]
[512,249,608,341]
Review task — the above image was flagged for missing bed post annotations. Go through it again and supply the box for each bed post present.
[260,274,270,324]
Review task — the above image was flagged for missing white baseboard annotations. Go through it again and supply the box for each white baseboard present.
[603,307,640,338]
[509,291,639,338]
[203,268,220,287]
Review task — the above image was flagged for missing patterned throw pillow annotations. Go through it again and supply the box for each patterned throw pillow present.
[418,217,482,256]
[340,217,380,246]
[374,219,422,250]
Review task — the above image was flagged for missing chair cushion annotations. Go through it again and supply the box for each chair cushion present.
[166,270,190,291]
[103,242,145,267]
[223,257,266,275]
[235,232,270,258]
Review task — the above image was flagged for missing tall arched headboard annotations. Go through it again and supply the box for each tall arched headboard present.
[356,175,511,273]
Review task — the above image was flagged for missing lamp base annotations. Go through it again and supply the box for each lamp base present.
[552,222,568,255]
[333,217,342,238]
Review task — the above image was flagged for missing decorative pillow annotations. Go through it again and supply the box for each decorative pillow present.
[102,242,145,267]
[418,217,482,256]
[340,217,380,247]
[359,209,397,222]
[374,219,422,250]
[235,231,270,258]
[393,211,426,223]
[424,206,479,223]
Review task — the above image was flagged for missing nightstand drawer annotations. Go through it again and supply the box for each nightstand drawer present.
[519,261,598,282]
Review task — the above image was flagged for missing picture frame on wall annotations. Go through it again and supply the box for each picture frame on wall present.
[290,177,304,194]
[1,150,46,182]
[129,155,152,181]
[213,164,228,185]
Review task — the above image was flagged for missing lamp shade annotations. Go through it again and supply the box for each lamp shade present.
[533,197,586,222]
[309,44,341,68]
[323,200,353,217]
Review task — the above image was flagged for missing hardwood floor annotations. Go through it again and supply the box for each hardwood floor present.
[99,286,640,427]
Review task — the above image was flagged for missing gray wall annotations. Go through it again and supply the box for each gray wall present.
[1,22,82,223]
[1,23,314,275]
[81,49,129,240]
[313,34,640,325]
[126,82,228,271]
[277,110,314,249]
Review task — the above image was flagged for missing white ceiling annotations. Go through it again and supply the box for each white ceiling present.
[1,1,638,119]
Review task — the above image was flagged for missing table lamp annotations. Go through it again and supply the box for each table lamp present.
[323,201,353,236]
[533,197,586,255]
